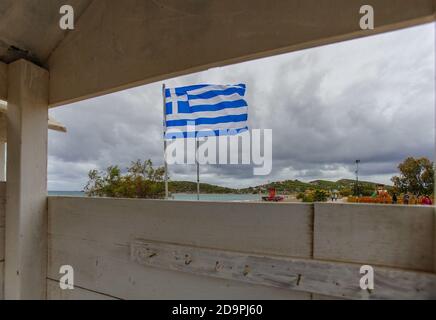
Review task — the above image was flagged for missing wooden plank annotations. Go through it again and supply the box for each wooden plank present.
[0,182,4,262]
[0,227,4,261]
[434,212,436,273]
[48,117,67,133]
[0,62,6,102]
[0,182,4,300]
[0,182,4,263]
[131,239,436,300]
[312,294,345,300]
[0,181,5,227]
[48,197,313,258]
[314,203,435,272]
[48,233,311,300]
[47,279,118,300]
[0,261,3,300]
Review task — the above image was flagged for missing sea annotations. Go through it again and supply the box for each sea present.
[48,191,261,202]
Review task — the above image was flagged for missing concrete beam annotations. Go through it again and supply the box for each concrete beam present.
[5,59,48,299]
[48,0,435,107]
[0,61,6,101]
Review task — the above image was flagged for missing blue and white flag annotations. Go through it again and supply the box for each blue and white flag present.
[164,84,248,139]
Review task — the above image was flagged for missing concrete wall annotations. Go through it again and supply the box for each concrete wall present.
[47,197,436,300]
[0,182,5,299]
[0,62,6,101]
[47,0,436,107]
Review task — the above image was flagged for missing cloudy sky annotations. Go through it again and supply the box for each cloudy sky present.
[48,23,435,191]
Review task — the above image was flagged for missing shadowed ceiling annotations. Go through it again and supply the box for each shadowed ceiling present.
[0,0,92,66]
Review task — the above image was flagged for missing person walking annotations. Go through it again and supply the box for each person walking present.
[392,193,397,204]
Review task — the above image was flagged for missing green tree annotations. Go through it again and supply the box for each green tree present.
[313,189,329,202]
[84,159,166,199]
[300,189,328,202]
[391,157,434,196]
[339,188,352,197]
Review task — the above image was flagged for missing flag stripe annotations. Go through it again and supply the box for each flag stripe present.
[187,86,246,100]
[178,99,247,114]
[188,93,243,107]
[165,127,248,139]
[166,107,248,121]
[166,114,247,127]
[166,121,247,132]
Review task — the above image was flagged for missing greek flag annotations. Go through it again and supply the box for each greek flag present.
[164,84,248,139]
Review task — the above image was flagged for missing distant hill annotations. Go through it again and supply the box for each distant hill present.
[239,179,392,195]
[169,178,392,195]
[168,181,236,194]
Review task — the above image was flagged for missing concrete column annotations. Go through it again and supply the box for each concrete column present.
[5,60,48,299]
[0,142,5,181]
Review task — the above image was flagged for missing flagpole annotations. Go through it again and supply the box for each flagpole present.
[196,138,200,200]
[162,83,169,199]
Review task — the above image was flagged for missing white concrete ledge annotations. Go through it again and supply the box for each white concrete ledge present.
[47,197,436,299]
[48,0,436,107]
[0,62,6,101]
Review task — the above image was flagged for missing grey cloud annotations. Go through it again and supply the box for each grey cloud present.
[49,23,435,190]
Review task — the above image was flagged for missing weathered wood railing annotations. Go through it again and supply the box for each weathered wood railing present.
[0,182,5,299]
[131,240,436,300]
[45,196,436,300]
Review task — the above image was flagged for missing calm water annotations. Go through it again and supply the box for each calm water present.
[48,191,261,202]
[49,191,85,197]
[171,193,261,202]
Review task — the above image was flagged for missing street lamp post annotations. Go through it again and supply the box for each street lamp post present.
[355,159,361,196]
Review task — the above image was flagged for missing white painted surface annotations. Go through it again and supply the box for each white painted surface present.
[314,203,435,272]
[0,261,3,300]
[48,234,310,300]
[0,180,6,299]
[48,197,313,299]
[48,197,313,258]
[5,60,48,299]
[47,197,436,299]
[130,240,436,299]
[0,62,6,101]
[47,1,435,107]
[47,280,117,300]
[0,142,5,181]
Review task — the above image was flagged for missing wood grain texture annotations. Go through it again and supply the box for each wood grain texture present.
[48,197,313,258]
[48,234,310,300]
[0,261,3,300]
[47,279,118,300]
[0,227,4,262]
[0,181,5,227]
[47,197,436,300]
[131,240,436,300]
[0,182,5,299]
[314,203,435,272]
[312,294,345,300]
